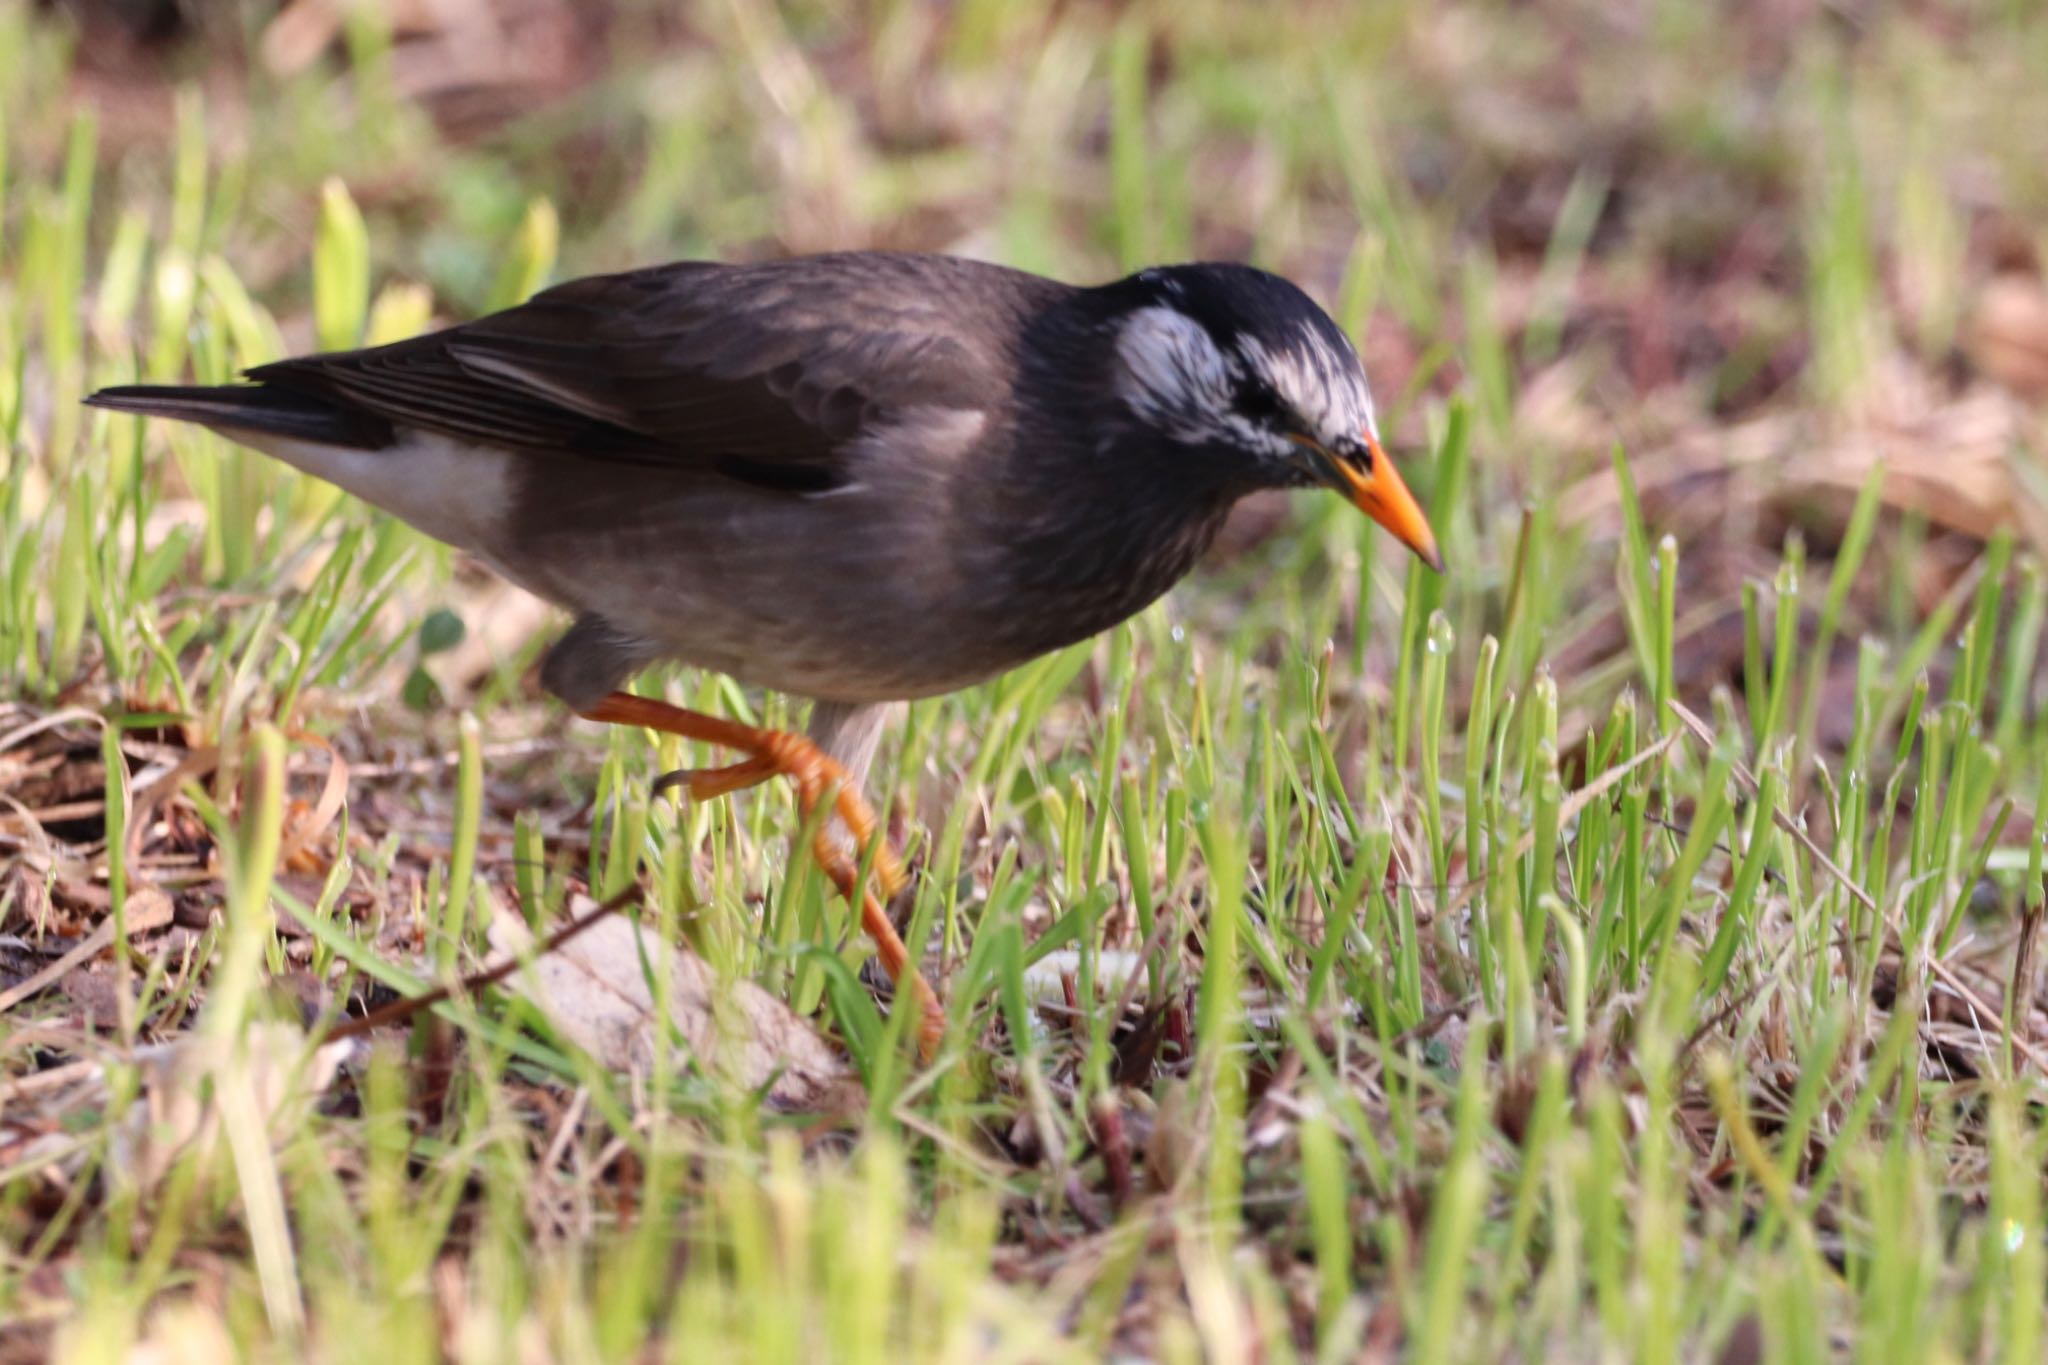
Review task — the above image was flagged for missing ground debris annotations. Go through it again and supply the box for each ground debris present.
[0,1022,352,1191]
[488,897,862,1113]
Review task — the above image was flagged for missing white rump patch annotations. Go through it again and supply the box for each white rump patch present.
[235,429,517,553]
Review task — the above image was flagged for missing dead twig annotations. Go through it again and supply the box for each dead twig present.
[315,880,643,1043]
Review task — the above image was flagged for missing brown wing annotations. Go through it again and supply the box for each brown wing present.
[246,252,1059,476]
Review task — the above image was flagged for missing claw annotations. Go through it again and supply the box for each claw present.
[580,690,942,1059]
[652,756,776,802]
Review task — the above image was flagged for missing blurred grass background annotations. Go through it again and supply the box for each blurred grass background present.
[4,0,2048,1360]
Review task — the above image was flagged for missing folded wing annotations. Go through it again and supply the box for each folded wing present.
[245,253,1039,481]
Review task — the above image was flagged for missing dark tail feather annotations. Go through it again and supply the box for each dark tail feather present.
[84,383,395,450]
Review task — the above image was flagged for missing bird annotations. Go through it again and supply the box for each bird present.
[86,251,1444,1056]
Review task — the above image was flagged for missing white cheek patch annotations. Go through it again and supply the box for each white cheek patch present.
[1113,306,1238,443]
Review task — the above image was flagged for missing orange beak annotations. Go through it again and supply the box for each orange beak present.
[1324,432,1444,572]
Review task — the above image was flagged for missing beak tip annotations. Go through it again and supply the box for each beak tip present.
[1335,441,1444,574]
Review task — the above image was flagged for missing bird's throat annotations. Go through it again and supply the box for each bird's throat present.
[982,470,1239,659]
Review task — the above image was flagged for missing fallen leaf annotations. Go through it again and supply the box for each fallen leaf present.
[489,900,860,1110]
[1970,274,2048,398]
[424,577,556,702]
[112,1023,352,1189]
[1020,949,1149,1011]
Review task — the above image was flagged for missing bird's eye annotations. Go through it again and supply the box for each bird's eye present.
[1231,376,1285,425]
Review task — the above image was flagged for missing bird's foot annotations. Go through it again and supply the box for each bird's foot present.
[651,756,776,802]
[577,690,942,1059]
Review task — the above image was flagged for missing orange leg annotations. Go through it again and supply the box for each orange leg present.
[580,691,942,1059]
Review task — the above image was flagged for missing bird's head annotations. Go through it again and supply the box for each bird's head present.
[1107,263,1443,572]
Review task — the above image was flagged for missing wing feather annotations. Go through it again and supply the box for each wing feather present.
[245,253,1057,478]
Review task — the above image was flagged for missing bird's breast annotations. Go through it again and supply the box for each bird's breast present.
[963,468,1237,663]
